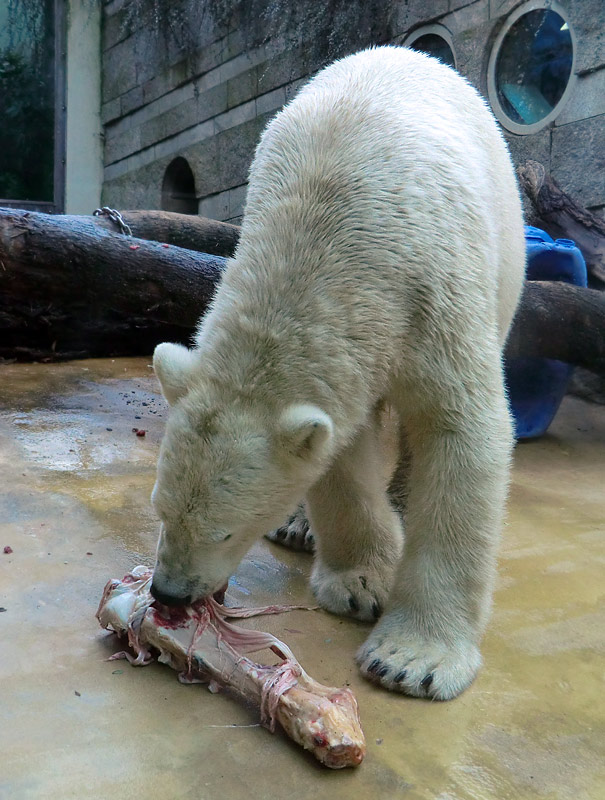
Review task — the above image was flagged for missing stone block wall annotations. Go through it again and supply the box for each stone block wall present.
[101,0,605,223]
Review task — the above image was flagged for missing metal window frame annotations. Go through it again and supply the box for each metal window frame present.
[0,0,67,213]
[487,0,577,136]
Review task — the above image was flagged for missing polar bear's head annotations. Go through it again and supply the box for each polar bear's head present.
[150,342,334,606]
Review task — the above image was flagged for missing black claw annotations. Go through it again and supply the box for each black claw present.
[394,670,407,683]
[359,576,368,590]
[377,665,389,678]
[349,595,360,613]
[275,528,287,540]
[372,602,382,619]
[367,659,382,674]
[420,673,434,693]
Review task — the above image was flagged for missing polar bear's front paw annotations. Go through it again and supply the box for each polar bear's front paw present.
[357,613,482,699]
[310,562,393,621]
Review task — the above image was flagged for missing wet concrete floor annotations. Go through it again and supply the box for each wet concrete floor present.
[1,358,603,799]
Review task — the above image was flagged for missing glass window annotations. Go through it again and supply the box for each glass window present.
[488,3,575,134]
[0,0,61,208]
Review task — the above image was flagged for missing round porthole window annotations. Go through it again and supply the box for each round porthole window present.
[405,25,456,69]
[488,2,575,134]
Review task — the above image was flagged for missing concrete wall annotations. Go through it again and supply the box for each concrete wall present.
[101,0,605,222]
[65,0,103,214]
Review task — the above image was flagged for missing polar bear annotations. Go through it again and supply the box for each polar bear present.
[150,46,525,700]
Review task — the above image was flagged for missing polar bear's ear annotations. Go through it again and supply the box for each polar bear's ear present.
[279,404,334,460]
[153,342,198,405]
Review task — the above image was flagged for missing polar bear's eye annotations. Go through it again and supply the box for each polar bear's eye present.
[211,531,232,543]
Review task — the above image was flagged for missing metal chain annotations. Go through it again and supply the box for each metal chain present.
[93,206,133,237]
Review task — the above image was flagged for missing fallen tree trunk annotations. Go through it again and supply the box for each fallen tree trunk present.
[517,161,605,401]
[506,281,605,375]
[91,209,240,257]
[1,206,605,374]
[0,208,225,361]
[518,160,605,286]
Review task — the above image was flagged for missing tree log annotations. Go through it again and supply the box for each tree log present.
[505,281,605,375]
[1,206,605,376]
[0,208,225,361]
[90,209,240,257]
[518,160,605,286]
[517,161,605,401]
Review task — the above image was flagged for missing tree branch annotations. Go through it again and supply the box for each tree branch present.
[1,206,604,377]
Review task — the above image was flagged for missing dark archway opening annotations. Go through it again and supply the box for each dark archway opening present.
[161,157,197,214]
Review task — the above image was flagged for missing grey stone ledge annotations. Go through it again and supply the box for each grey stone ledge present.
[103,75,310,181]
[213,99,256,134]
[256,85,286,116]
[552,114,605,208]
[106,42,271,142]
[101,97,122,125]
[228,184,248,219]
[199,191,230,222]
[555,69,605,126]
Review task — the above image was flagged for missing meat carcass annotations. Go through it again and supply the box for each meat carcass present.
[96,566,366,768]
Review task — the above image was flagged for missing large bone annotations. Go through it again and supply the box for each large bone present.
[96,567,365,769]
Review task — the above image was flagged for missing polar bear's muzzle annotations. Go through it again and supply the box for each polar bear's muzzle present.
[150,570,221,605]
[149,580,192,607]
[151,547,231,607]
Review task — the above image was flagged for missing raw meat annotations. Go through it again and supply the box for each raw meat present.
[96,566,365,768]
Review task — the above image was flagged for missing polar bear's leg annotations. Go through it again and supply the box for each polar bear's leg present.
[307,412,404,621]
[265,503,316,552]
[267,404,400,555]
[357,365,513,699]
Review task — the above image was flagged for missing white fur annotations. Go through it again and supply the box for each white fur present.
[151,46,525,699]
[278,404,334,458]
[153,342,198,405]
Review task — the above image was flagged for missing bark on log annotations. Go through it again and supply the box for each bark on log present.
[505,281,605,376]
[518,160,605,286]
[0,208,225,361]
[517,160,605,400]
[1,206,605,376]
[91,209,240,257]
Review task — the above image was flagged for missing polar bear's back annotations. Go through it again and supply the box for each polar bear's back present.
[250,47,513,223]
[241,47,524,341]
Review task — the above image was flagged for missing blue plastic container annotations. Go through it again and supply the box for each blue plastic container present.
[505,226,587,439]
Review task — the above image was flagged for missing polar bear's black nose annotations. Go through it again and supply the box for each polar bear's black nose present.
[150,581,191,607]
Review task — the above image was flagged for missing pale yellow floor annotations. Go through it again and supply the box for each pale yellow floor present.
[1,358,603,800]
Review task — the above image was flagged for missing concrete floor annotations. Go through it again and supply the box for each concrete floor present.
[1,357,604,800]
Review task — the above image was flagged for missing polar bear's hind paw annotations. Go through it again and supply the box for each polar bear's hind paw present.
[266,506,315,553]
